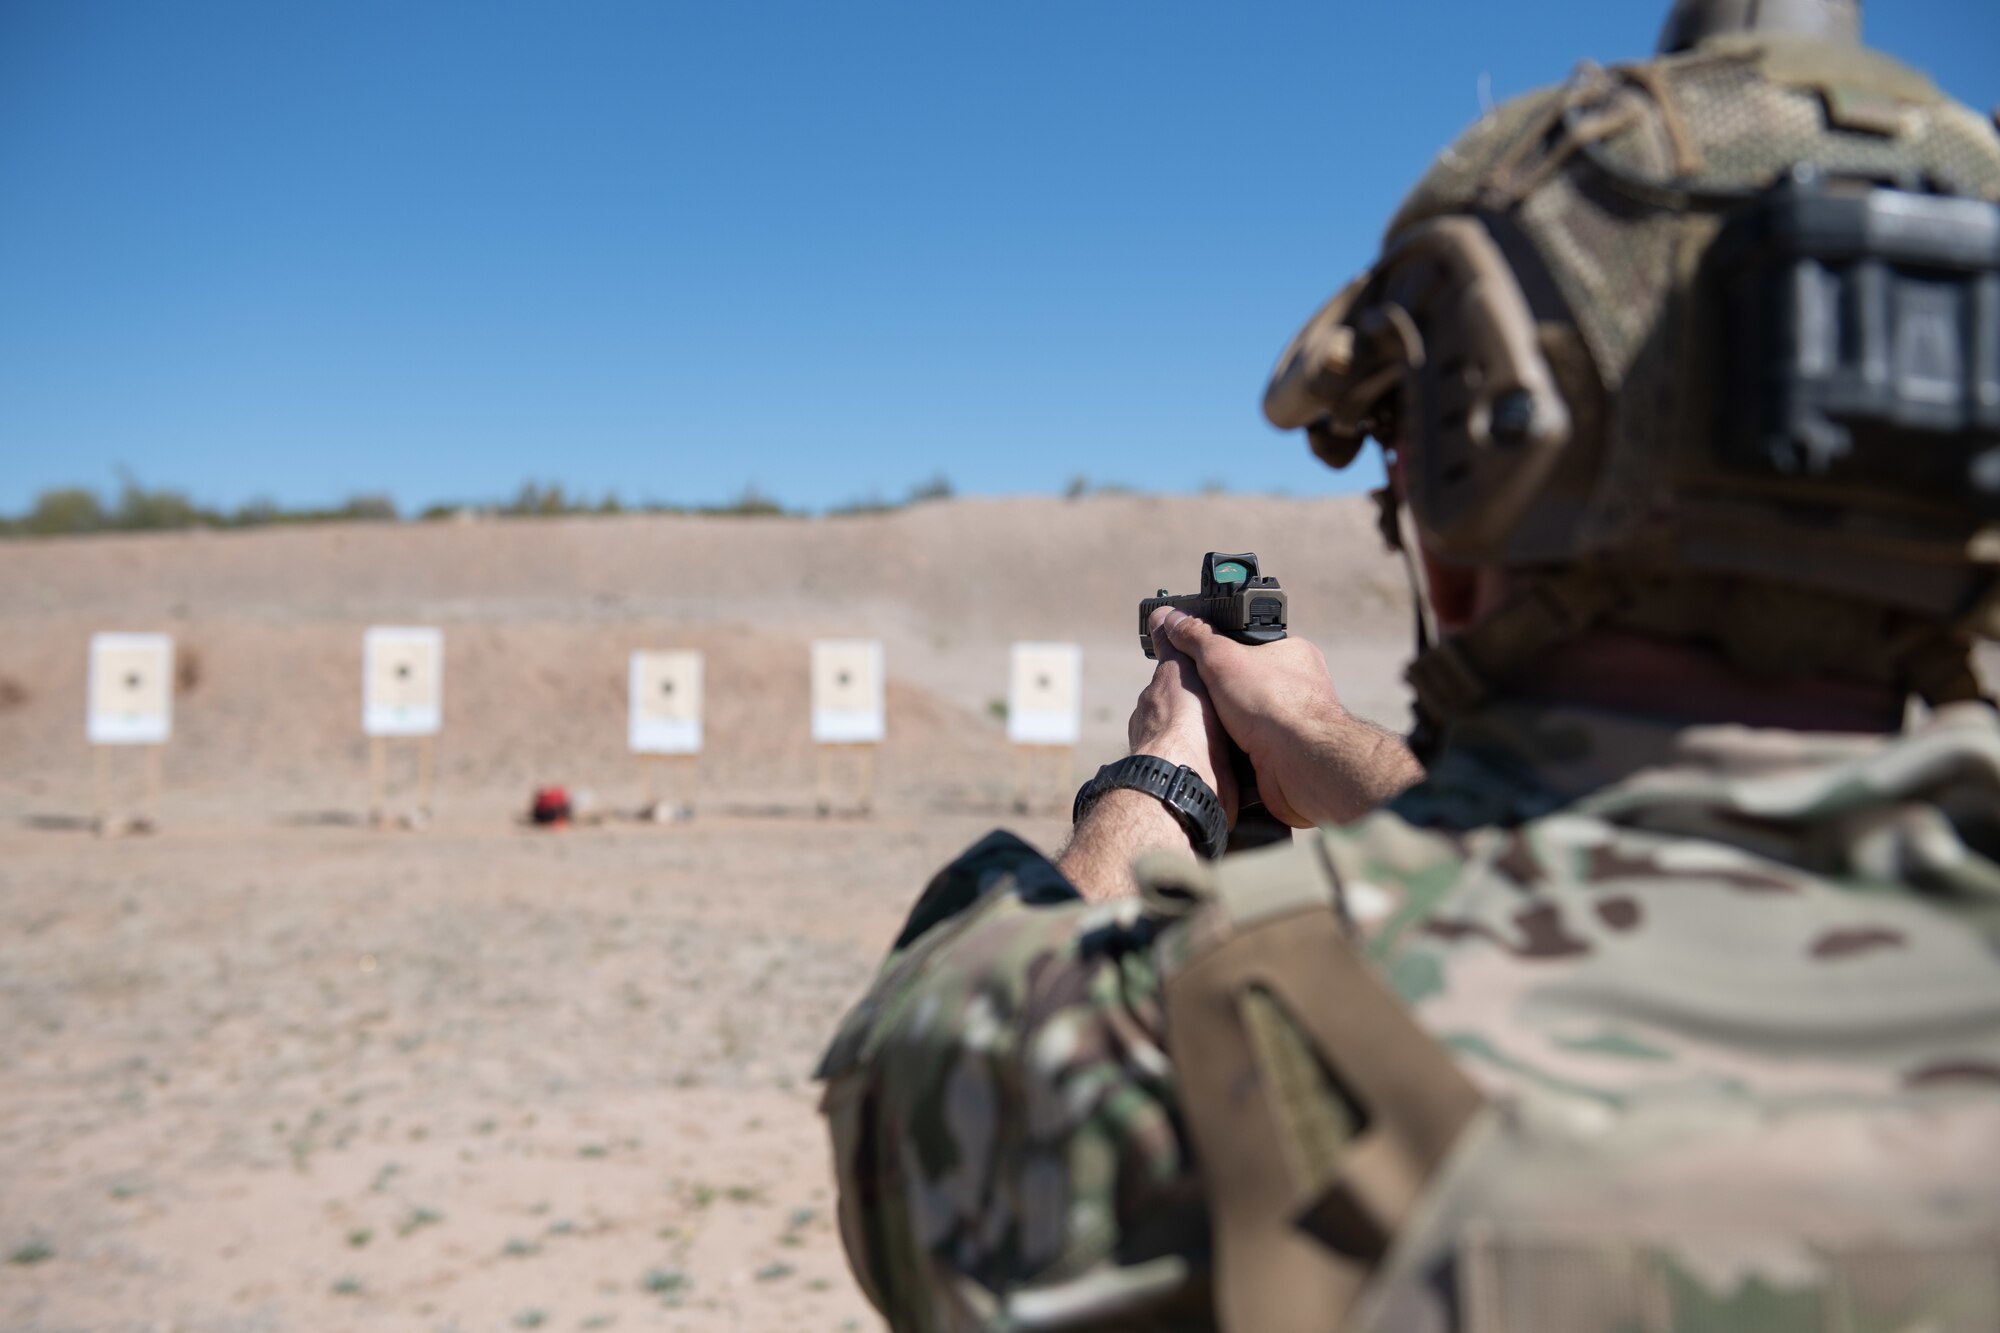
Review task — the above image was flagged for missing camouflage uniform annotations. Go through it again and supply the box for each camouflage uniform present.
[819,699,2000,1330]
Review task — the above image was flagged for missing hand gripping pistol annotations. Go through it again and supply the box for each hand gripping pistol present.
[1138,552,1293,852]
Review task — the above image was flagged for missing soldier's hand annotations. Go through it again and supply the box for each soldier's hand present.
[1148,607,1421,827]
[1128,613,1239,823]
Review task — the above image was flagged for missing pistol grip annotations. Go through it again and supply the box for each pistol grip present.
[1226,739,1291,852]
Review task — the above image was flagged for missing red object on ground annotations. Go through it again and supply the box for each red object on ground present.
[530,786,572,826]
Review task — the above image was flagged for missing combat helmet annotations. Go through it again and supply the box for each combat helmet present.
[1264,0,2000,736]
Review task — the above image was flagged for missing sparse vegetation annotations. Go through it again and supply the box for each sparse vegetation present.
[1,468,1179,537]
[395,1205,443,1238]
[9,1238,54,1266]
[780,1205,816,1248]
[905,473,953,504]
[827,492,897,517]
[0,471,404,537]
[640,1267,688,1295]
[1063,474,1139,499]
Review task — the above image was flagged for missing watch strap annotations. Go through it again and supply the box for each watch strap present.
[1073,754,1229,860]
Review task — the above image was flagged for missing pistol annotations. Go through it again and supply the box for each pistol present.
[1138,552,1288,658]
[1138,552,1292,852]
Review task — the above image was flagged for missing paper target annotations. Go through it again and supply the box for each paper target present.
[629,650,703,754]
[811,640,885,744]
[363,627,444,737]
[87,633,174,745]
[1007,642,1082,746]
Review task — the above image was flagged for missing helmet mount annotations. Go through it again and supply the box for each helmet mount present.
[1656,0,1860,55]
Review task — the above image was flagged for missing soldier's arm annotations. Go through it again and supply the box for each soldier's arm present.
[1153,609,1422,827]
[1058,614,1237,901]
[1057,787,1197,903]
[817,830,1202,1330]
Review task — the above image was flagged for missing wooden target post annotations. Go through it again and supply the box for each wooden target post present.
[1012,743,1074,815]
[362,627,444,827]
[814,743,878,816]
[640,753,701,814]
[1008,642,1083,814]
[91,741,167,831]
[87,633,174,834]
[366,733,437,825]
[811,641,885,817]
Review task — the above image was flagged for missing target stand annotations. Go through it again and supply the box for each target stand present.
[639,753,700,820]
[367,733,437,828]
[1007,642,1083,815]
[629,650,703,821]
[1011,743,1075,816]
[362,627,444,828]
[811,641,884,818]
[814,744,878,817]
[92,740,165,835]
[87,633,174,835]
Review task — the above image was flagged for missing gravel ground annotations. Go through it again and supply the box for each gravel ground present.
[0,808,1071,1333]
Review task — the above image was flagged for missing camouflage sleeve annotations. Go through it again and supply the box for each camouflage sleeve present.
[816,831,1210,1332]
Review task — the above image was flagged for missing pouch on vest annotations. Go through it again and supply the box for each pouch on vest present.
[1153,845,1484,1332]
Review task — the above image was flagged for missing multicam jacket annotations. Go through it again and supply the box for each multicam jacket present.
[818,701,2000,1332]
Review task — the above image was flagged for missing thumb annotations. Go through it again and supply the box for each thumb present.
[1151,607,1241,673]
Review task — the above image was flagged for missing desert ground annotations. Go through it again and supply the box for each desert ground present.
[0,495,1415,1332]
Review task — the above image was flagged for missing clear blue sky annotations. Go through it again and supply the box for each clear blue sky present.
[3,2,1993,515]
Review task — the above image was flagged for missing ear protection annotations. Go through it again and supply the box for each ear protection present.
[1264,217,1572,564]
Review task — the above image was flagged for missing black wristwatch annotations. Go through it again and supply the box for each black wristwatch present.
[1073,755,1229,861]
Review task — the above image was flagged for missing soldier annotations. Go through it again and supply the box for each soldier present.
[819,1,2000,1328]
